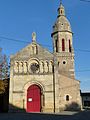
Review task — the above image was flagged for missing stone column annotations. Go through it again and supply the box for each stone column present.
[44,62,48,73]
[19,62,23,73]
[40,61,44,73]
[49,61,53,73]
[14,62,19,73]
[24,62,28,73]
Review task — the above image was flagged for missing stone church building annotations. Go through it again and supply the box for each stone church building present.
[9,2,81,112]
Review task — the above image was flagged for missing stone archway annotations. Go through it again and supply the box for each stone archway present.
[27,84,41,112]
[23,81,45,112]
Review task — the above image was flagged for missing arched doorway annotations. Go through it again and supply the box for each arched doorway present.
[27,84,41,112]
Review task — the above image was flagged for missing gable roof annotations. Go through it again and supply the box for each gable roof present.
[11,42,53,61]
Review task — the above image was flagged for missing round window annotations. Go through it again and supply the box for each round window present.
[63,61,66,64]
[30,63,39,73]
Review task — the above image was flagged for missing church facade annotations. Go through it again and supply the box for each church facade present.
[9,3,82,112]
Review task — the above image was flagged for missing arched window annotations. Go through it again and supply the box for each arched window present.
[66,95,69,101]
[62,39,65,51]
[55,39,58,52]
[69,40,71,52]
[61,10,62,14]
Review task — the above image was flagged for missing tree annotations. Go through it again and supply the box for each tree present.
[0,48,9,94]
[0,48,9,80]
[0,80,5,94]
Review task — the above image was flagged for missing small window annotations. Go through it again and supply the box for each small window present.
[61,10,62,14]
[66,95,69,101]
[62,39,65,51]
[62,60,67,65]
[69,40,71,52]
[63,61,66,65]
[55,39,58,52]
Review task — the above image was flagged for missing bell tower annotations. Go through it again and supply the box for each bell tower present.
[51,2,75,78]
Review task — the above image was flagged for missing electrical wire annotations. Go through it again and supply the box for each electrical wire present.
[1,35,90,73]
[0,36,30,43]
[80,0,90,2]
[0,35,90,53]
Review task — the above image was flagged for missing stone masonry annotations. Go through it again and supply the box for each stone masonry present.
[9,2,82,113]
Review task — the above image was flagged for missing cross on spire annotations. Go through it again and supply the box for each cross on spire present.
[32,32,36,42]
[60,0,62,4]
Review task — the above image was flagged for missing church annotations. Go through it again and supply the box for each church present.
[9,2,82,113]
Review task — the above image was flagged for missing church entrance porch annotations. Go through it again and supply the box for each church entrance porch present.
[26,84,41,112]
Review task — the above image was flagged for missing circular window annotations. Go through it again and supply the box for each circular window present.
[30,63,39,73]
[63,61,66,64]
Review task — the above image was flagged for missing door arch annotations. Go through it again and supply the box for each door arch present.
[27,84,41,112]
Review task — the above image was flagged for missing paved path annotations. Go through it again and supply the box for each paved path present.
[0,111,90,120]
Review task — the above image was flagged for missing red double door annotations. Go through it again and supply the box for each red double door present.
[27,84,41,112]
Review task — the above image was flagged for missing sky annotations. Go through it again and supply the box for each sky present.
[0,0,90,92]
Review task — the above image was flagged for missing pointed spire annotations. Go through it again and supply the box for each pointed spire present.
[32,32,36,42]
[57,1,65,17]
